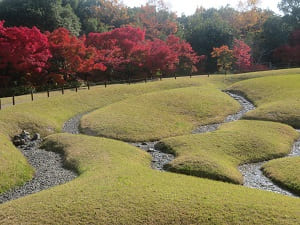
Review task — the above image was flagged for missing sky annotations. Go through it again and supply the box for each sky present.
[122,0,282,16]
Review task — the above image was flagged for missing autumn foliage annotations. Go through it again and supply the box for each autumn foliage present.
[273,29,300,66]
[233,39,252,72]
[0,21,199,89]
[0,21,52,86]
[211,39,254,73]
[47,28,106,84]
[211,45,234,73]
[87,26,199,80]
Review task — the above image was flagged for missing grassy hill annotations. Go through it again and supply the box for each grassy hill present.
[0,134,299,225]
[80,85,240,141]
[228,74,300,128]
[156,120,299,184]
[262,157,300,195]
[0,69,300,224]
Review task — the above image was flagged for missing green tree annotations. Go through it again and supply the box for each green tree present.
[76,0,130,34]
[257,16,292,63]
[278,0,300,28]
[179,8,235,72]
[0,0,81,35]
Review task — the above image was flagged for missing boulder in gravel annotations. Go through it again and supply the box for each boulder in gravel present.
[13,138,26,146]
[32,133,41,141]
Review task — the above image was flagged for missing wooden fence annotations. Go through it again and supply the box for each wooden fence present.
[0,73,207,110]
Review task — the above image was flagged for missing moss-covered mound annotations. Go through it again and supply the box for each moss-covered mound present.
[228,74,300,128]
[262,157,300,195]
[0,134,299,225]
[156,120,299,184]
[80,85,240,142]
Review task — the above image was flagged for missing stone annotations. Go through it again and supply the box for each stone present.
[20,130,31,141]
[32,133,41,141]
[147,148,155,152]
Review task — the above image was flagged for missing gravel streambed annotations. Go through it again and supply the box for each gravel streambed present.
[0,131,77,204]
[192,92,256,134]
[239,131,300,197]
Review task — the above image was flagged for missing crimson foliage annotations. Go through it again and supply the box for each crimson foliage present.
[233,39,252,72]
[0,23,199,89]
[0,21,52,86]
[47,28,106,84]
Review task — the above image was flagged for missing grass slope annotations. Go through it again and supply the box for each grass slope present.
[80,85,240,142]
[0,133,34,194]
[156,120,299,184]
[228,74,300,128]
[210,68,300,89]
[0,69,300,224]
[0,134,299,225]
[0,77,214,193]
[262,157,300,195]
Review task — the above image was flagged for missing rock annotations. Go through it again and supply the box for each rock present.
[20,130,31,141]
[148,148,155,152]
[13,138,25,146]
[22,130,30,136]
[32,133,41,141]
[141,142,148,146]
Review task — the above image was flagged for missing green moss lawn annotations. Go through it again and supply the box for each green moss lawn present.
[156,120,299,184]
[228,74,300,127]
[0,69,300,224]
[262,157,300,195]
[1,134,299,224]
[80,85,240,141]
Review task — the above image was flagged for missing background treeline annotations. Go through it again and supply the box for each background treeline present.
[0,0,299,95]
[0,0,298,68]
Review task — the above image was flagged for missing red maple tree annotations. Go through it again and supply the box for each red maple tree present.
[47,28,106,84]
[86,26,148,79]
[233,39,252,72]
[146,38,178,77]
[166,35,199,75]
[0,20,52,86]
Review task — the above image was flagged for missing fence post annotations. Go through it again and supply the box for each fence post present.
[105,81,107,88]
[75,86,78,92]
[190,74,192,78]
[13,96,15,105]
[174,74,177,80]
[47,89,50,98]
[31,90,34,101]
[160,75,162,81]
[87,82,90,90]
[208,73,210,77]
[62,86,64,95]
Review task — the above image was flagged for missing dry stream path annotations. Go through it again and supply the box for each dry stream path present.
[0,91,299,204]
[0,132,77,204]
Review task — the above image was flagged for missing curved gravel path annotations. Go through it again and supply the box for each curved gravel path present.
[0,132,77,204]
[239,131,300,197]
[62,91,299,197]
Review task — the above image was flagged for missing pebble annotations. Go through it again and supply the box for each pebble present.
[0,131,77,204]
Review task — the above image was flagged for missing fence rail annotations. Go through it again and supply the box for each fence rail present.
[0,73,206,110]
